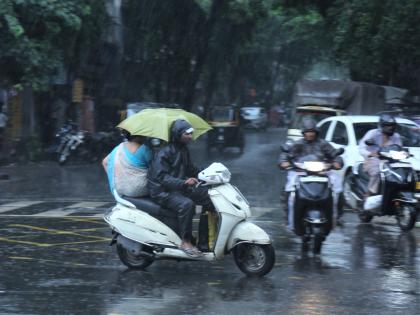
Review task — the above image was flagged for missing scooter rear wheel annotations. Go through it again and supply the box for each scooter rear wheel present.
[116,244,154,269]
[358,211,373,223]
[313,233,324,254]
[396,205,417,231]
[233,243,275,277]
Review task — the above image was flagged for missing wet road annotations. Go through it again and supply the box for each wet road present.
[0,128,419,315]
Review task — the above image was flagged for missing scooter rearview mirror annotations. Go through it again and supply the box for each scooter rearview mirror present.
[281,140,294,153]
[281,144,290,153]
[335,147,345,156]
[365,139,375,146]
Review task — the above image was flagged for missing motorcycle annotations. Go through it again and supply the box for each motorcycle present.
[104,162,275,277]
[57,129,91,165]
[285,148,344,254]
[344,143,419,231]
[46,121,82,164]
[50,122,123,165]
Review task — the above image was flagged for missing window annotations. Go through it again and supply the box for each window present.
[332,121,348,145]
[290,111,336,129]
[397,124,420,147]
[210,108,235,121]
[318,121,331,139]
[353,122,420,147]
[353,123,377,142]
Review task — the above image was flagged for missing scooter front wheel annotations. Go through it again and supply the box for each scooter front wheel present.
[233,243,275,277]
[396,204,417,231]
[358,211,373,223]
[313,233,324,254]
[116,243,154,270]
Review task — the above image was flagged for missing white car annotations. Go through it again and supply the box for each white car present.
[240,106,268,130]
[316,115,420,180]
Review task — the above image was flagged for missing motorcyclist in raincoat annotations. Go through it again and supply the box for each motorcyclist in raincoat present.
[278,118,344,230]
[147,119,213,257]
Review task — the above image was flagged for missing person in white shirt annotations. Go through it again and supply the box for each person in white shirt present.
[358,114,402,197]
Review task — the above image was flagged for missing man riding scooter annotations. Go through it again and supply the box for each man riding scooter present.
[278,118,344,230]
[359,113,402,199]
[147,119,214,257]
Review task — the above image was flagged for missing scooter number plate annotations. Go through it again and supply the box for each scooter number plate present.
[416,182,420,190]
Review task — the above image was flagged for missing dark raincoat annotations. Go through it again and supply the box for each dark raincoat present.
[148,120,200,200]
[147,119,211,240]
[278,138,343,166]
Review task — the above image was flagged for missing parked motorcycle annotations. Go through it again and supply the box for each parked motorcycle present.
[285,148,344,254]
[344,143,419,231]
[49,122,123,165]
[55,128,101,165]
[104,162,275,277]
[46,121,79,164]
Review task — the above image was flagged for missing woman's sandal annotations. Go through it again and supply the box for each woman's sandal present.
[181,246,203,258]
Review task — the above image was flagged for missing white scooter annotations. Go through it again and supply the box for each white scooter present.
[104,163,275,277]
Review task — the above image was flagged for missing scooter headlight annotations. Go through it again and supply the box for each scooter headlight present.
[389,150,408,160]
[221,169,231,181]
[303,161,325,172]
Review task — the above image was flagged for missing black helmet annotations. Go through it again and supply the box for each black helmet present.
[379,113,397,136]
[301,117,319,135]
[170,119,194,143]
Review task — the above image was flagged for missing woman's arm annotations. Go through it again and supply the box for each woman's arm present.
[102,154,109,172]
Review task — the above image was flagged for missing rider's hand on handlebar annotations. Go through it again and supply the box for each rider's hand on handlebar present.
[369,151,379,158]
[332,162,342,170]
[184,178,199,186]
[280,161,291,169]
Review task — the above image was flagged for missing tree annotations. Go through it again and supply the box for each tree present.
[231,2,327,104]
[0,0,108,90]
[328,0,420,92]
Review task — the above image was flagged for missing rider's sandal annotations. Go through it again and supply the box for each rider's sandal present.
[181,247,203,258]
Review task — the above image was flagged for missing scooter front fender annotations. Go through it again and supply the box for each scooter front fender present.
[396,191,417,204]
[226,221,271,251]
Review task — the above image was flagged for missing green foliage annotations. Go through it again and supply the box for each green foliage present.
[0,0,108,90]
[195,0,212,14]
[3,0,418,115]
[26,134,43,161]
[328,0,420,88]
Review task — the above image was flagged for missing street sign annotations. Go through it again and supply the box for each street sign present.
[72,79,84,103]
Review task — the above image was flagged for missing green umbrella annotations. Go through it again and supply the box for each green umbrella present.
[117,108,212,141]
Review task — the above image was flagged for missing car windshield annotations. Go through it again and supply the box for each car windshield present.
[210,108,235,121]
[353,122,420,147]
[291,111,335,129]
[241,107,261,115]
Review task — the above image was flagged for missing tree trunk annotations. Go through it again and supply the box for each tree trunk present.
[21,85,36,139]
[203,71,219,117]
[183,0,227,110]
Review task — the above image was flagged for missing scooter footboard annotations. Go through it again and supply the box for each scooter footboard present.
[226,222,271,251]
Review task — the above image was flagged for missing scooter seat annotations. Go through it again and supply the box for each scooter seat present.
[121,196,177,219]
